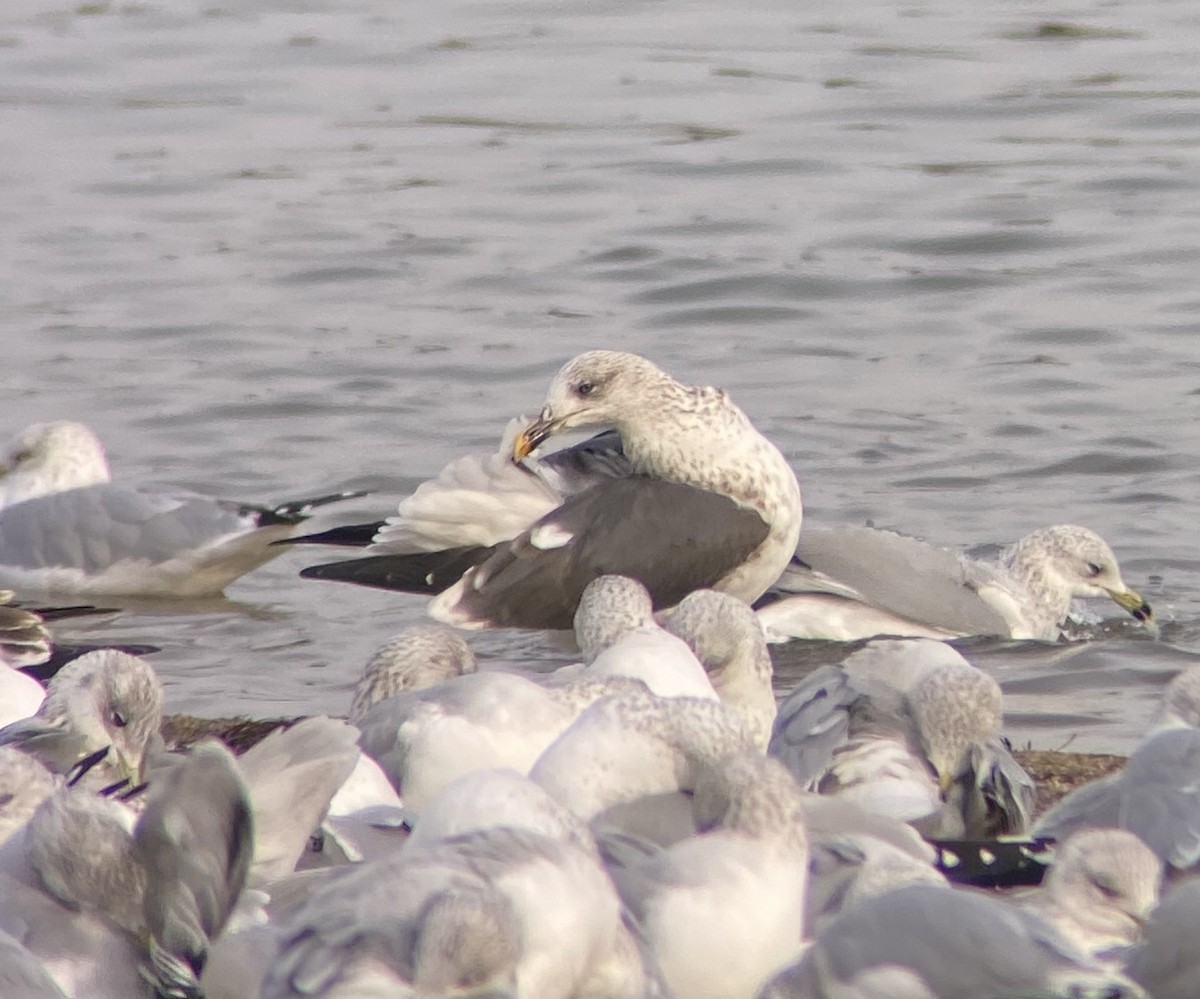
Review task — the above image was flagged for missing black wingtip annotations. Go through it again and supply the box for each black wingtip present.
[299,547,495,595]
[272,520,387,548]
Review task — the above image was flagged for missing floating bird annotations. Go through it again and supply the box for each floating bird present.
[298,351,802,629]
[0,421,363,597]
[756,523,1155,643]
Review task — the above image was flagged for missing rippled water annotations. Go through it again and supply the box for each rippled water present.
[4,0,1200,752]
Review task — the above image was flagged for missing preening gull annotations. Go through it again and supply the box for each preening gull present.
[756,523,1155,643]
[260,825,647,999]
[0,649,164,787]
[0,421,362,597]
[768,639,1036,838]
[299,351,803,629]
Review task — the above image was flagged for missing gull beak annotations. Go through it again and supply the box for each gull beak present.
[1108,587,1157,635]
[512,407,558,462]
[939,771,954,795]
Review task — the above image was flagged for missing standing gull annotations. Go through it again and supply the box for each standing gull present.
[300,351,803,629]
[0,421,362,597]
[756,523,1154,643]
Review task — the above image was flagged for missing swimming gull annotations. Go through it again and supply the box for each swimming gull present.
[0,420,363,597]
[299,351,803,629]
[768,638,1036,838]
[756,523,1155,643]
[760,881,1144,999]
[0,649,164,787]
[1018,828,1162,961]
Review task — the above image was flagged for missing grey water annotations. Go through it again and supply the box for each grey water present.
[4,0,1200,753]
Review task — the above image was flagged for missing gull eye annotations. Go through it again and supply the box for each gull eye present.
[1085,562,1104,577]
[575,381,597,398]
[111,710,128,729]
[1092,876,1121,899]
[11,449,32,464]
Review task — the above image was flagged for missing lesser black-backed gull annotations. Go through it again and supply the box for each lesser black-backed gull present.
[299,351,802,630]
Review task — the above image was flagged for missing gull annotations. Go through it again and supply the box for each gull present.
[761,881,1145,999]
[0,649,164,787]
[1018,828,1162,961]
[756,523,1155,643]
[768,638,1036,837]
[299,351,802,629]
[0,421,362,597]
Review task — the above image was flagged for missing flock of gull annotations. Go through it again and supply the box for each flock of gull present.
[0,350,1192,999]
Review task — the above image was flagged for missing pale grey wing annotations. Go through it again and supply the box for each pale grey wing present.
[952,738,1038,838]
[1116,727,1200,870]
[0,926,68,999]
[762,883,1101,999]
[133,741,254,999]
[768,525,1012,637]
[0,484,255,571]
[1033,772,1124,842]
[1126,879,1200,999]
[0,715,90,775]
[355,689,427,792]
[768,665,858,789]
[237,717,363,884]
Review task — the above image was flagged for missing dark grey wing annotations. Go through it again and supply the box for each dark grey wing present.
[0,485,252,571]
[437,477,770,630]
[764,525,1011,637]
[767,665,858,789]
[133,740,254,999]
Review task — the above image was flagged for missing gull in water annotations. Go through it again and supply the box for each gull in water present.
[0,421,362,597]
[756,523,1155,643]
[298,350,803,629]
[769,639,1036,838]
[0,649,164,787]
